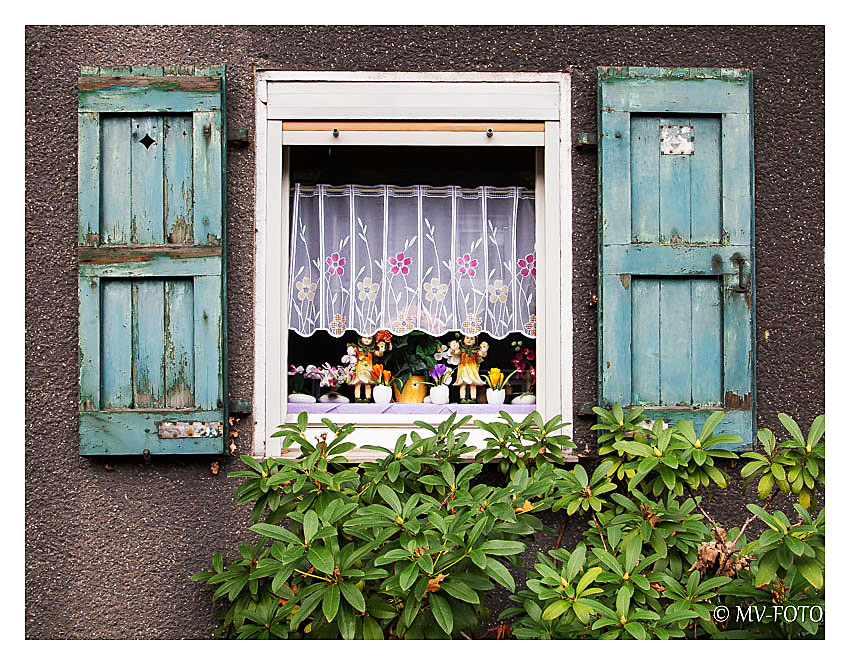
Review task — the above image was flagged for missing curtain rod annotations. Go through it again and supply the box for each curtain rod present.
[291,185,534,195]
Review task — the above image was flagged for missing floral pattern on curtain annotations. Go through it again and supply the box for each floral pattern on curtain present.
[288,184,536,339]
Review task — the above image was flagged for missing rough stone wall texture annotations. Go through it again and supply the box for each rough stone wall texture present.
[25,25,824,639]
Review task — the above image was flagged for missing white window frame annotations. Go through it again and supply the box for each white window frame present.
[254,71,572,459]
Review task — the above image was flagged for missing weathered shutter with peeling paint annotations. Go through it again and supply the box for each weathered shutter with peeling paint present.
[78,65,227,455]
[598,67,755,448]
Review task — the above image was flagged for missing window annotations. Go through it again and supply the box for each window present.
[254,72,572,458]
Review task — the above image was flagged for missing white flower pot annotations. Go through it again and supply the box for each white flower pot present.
[512,393,536,405]
[373,384,392,404]
[486,388,506,405]
[288,392,317,404]
[429,385,450,405]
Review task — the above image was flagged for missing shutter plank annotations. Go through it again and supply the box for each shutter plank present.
[165,279,195,408]
[78,113,100,245]
[600,273,631,406]
[659,117,691,243]
[101,280,133,409]
[132,280,166,408]
[130,116,164,244]
[629,115,660,243]
[690,117,722,243]
[600,111,631,245]
[659,278,692,405]
[78,275,100,410]
[723,272,753,410]
[164,115,194,244]
[630,278,660,404]
[691,279,722,406]
[100,116,132,244]
[192,111,222,245]
[194,275,222,409]
[721,113,752,246]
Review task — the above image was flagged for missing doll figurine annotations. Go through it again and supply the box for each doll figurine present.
[449,335,489,403]
[347,335,386,402]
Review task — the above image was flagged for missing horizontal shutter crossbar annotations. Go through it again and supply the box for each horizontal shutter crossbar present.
[79,245,221,264]
[78,75,221,92]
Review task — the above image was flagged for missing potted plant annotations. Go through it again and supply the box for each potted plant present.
[315,362,354,403]
[425,363,453,404]
[482,367,516,405]
[287,364,321,403]
[370,364,393,404]
[383,331,441,403]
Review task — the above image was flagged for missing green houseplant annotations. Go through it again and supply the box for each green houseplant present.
[383,332,442,402]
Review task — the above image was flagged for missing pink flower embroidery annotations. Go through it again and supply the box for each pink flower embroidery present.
[388,252,412,275]
[326,252,345,276]
[457,253,479,277]
[517,253,536,278]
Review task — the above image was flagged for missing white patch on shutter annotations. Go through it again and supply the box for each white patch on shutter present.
[660,125,695,155]
[158,421,223,438]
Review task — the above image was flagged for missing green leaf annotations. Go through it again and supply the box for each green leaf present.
[616,441,653,457]
[240,454,263,474]
[565,545,586,582]
[699,411,724,441]
[322,584,340,622]
[250,523,302,545]
[807,414,825,447]
[374,549,411,565]
[747,503,782,532]
[429,593,454,635]
[377,485,403,515]
[796,557,824,589]
[339,581,366,613]
[754,552,779,588]
[757,474,774,499]
[307,546,335,576]
[659,466,676,491]
[785,536,805,557]
[478,540,525,556]
[576,567,603,596]
[440,579,479,604]
[778,413,805,445]
[573,602,592,625]
[400,562,419,591]
[362,615,384,640]
[593,548,623,575]
[624,531,641,571]
[615,585,631,617]
[212,552,223,574]
[303,510,319,543]
[485,558,515,592]
[624,622,646,640]
[541,600,571,621]
[573,465,588,487]
[337,601,356,640]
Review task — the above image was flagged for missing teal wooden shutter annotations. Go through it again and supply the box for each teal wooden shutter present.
[598,67,754,448]
[78,66,227,455]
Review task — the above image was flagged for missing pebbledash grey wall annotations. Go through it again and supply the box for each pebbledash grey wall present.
[25,26,824,639]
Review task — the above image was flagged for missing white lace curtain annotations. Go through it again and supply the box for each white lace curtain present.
[289,184,536,339]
